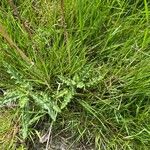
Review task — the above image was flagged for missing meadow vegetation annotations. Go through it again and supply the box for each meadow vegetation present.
[0,0,150,149]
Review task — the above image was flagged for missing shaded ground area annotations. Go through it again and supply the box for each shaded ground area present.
[29,136,94,150]
[0,109,93,150]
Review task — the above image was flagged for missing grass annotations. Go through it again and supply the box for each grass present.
[0,108,23,149]
[0,0,150,149]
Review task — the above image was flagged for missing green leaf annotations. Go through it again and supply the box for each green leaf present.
[61,89,73,109]
[76,82,85,88]
[53,104,61,113]
[19,96,29,108]
[28,114,44,126]
[31,93,58,121]
[58,76,76,86]
[55,89,68,99]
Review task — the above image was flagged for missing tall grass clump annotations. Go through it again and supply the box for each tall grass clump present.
[0,0,150,149]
